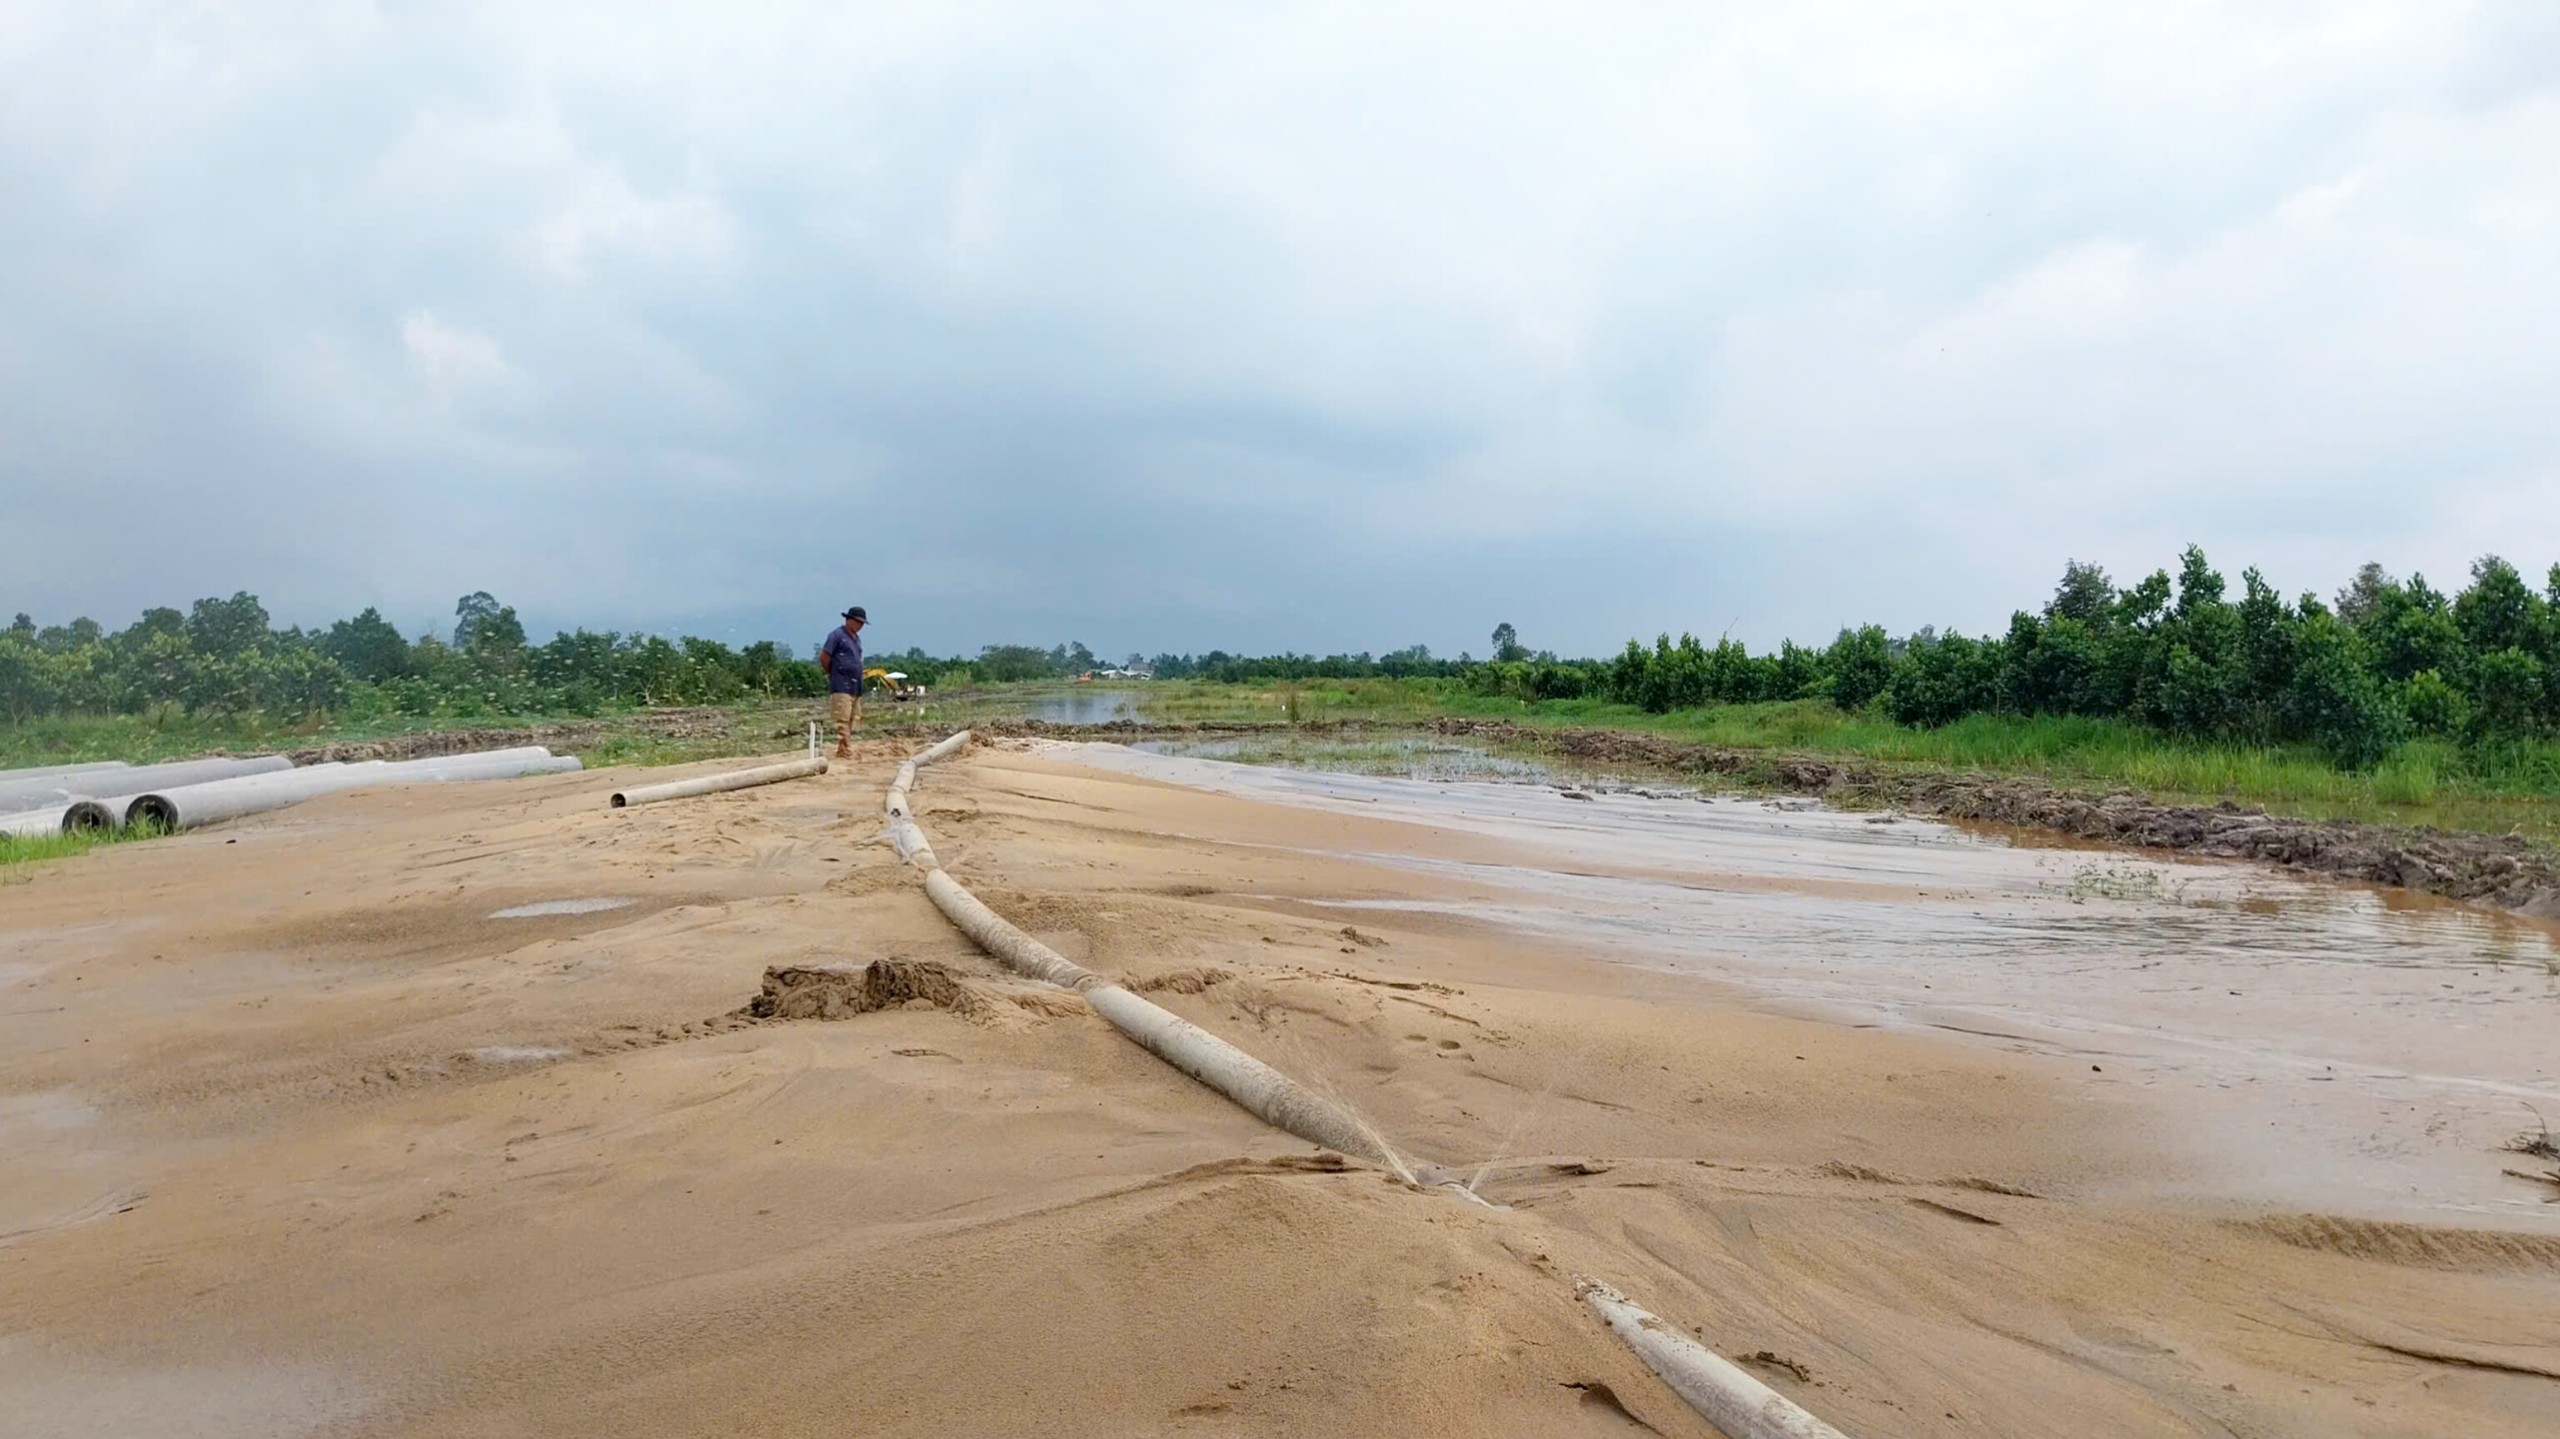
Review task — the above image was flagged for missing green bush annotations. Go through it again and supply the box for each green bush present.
[2400,669,2468,738]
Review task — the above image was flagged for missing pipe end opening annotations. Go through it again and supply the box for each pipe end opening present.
[64,801,117,833]
[609,793,629,808]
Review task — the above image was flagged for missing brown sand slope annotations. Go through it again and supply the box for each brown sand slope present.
[2,743,2555,1437]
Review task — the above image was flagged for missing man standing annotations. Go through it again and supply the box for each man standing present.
[819,606,866,759]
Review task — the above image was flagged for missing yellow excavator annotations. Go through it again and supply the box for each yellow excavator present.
[863,667,923,701]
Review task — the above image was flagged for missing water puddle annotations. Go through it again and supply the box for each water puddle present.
[1133,734,1564,783]
[468,1045,573,1064]
[1052,740,2560,1228]
[0,1088,98,1134]
[489,898,634,920]
[1025,690,1145,724]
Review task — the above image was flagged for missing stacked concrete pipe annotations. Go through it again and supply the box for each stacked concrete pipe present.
[892,731,1853,1439]
[126,748,580,833]
[65,757,294,825]
[0,762,135,813]
[1,756,294,836]
[0,804,91,839]
[610,755,827,809]
[0,760,130,781]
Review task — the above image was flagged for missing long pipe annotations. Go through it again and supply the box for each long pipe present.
[896,733,1855,1438]
[125,762,385,830]
[391,750,580,782]
[610,755,827,809]
[889,731,1411,1178]
[0,760,129,781]
[6,756,298,825]
[128,749,576,832]
[0,763,134,812]
[0,803,84,840]
[11,766,361,838]
[1578,1280,1849,1439]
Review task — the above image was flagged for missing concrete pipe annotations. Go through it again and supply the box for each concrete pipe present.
[1578,1281,1848,1439]
[125,762,388,831]
[127,750,578,832]
[389,751,581,782]
[610,755,826,809]
[4,755,296,816]
[0,765,130,812]
[0,797,133,838]
[0,763,128,783]
[98,755,292,792]
[890,731,1411,1179]
[1,756,292,817]
[61,797,125,832]
[0,803,81,839]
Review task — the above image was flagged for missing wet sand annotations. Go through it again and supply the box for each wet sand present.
[1060,741,2560,1231]
[3,740,2557,1436]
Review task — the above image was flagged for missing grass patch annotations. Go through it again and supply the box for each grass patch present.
[0,822,165,874]
[0,709,588,769]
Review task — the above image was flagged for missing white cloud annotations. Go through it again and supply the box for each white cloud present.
[1,1,2556,655]
[399,310,514,396]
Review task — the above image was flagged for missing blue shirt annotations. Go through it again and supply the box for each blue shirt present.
[820,626,864,694]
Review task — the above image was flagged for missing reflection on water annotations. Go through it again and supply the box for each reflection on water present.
[489,897,634,919]
[1053,739,2560,1228]
[1132,735,1562,783]
[1024,690,1144,724]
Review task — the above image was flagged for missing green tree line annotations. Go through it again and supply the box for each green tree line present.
[1577,549,2560,767]
[11,549,2559,774]
[0,592,1005,725]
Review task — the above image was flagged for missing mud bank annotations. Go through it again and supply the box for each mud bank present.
[1428,717,2560,917]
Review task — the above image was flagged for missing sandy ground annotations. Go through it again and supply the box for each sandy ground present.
[3,739,2557,1437]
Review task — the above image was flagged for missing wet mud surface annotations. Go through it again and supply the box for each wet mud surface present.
[1423,717,2560,918]
[1056,740,2560,1230]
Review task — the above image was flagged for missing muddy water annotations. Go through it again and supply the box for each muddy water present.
[1023,689,1144,724]
[1054,741,2560,1229]
[1131,735,1560,783]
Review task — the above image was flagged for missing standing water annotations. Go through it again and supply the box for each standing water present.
[1055,740,2560,1229]
[1025,689,1144,725]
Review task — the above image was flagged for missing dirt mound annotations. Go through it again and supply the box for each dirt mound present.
[1428,717,2560,917]
[2232,1212,2560,1272]
[972,888,1213,956]
[1124,966,1232,994]
[741,961,988,1021]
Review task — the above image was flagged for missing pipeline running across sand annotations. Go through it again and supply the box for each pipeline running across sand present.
[887,730,1410,1178]
[885,730,1851,1439]
[612,755,827,809]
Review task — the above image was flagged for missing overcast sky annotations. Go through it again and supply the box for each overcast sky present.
[4,2,2555,660]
